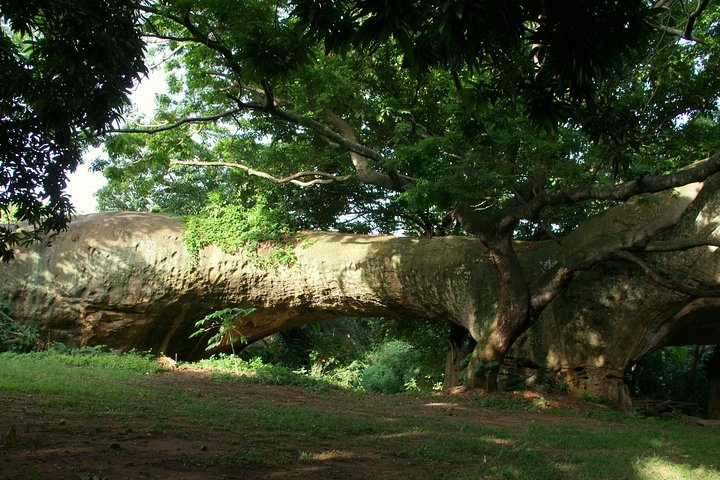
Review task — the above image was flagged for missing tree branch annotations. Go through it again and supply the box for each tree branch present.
[139,4,412,193]
[141,5,243,79]
[324,113,414,191]
[683,0,710,39]
[644,222,720,252]
[106,108,244,135]
[613,251,720,297]
[170,160,352,187]
[518,150,720,227]
[651,0,710,42]
[528,179,707,312]
[529,266,574,312]
[261,78,275,110]
[653,23,705,42]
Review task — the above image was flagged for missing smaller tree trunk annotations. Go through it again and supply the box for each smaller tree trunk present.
[707,348,720,419]
[443,325,475,389]
[464,235,530,391]
[465,343,506,392]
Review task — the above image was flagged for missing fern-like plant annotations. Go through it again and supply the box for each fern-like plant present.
[190,307,255,374]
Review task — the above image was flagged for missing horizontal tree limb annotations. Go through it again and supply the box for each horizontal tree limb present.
[170,160,352,187]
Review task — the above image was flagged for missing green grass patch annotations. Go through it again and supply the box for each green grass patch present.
[195,354,338,391]
[1,350,719,480]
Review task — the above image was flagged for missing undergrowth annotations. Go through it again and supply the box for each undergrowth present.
[195,355,336,392]
[0,298,39,353]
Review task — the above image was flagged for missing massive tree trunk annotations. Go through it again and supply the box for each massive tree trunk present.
[1,213,499,359]
[508,178,720,408]
[2,177,720,407]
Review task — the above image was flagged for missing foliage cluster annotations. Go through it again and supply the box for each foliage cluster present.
[0,297,38,353]
[190,307,254,350]
[182,194,298,266]
[196,355,336,392]
[359,340,425,393]
[0,0,146,261]
[230,317,446,394]
[191,306,256,374]
[99,0,720,243]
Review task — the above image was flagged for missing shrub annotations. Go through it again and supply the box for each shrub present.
[631,345,714,415]
[182,195,297,267]
[360,340,422,394]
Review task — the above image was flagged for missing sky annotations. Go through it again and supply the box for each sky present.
[66,69,166,214]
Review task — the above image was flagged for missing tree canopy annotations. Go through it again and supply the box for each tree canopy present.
[102,0,719,235]
[0,0,146,260]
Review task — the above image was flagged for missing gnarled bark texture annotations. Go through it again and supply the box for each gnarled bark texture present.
[509,178,720,409]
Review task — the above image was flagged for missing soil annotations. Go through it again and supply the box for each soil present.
[0,365,607,480]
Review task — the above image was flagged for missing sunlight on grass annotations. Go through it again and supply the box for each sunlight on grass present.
[3,350,720,480]
[299,449,356,462]
[635,456,720,480]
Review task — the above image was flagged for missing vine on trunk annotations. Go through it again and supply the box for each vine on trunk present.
[182,196,299,267]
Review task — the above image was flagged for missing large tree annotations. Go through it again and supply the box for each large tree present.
[95,0,720,389]
[0,0,146,261]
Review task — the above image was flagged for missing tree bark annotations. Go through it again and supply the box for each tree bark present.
[685,345,703,398]
[465,234,531,390]
[443,325,475,390]
[0,212,497,359]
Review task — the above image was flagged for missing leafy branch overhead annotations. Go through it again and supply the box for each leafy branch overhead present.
[104,0,720,239]
[0,0,147,260]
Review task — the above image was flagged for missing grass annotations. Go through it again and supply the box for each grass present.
[195,354,339,391]
[1,350,719,479]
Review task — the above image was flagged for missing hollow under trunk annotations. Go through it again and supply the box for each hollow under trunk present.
[442,325,475,390]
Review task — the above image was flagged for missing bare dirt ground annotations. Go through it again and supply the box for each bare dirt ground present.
[0,366,606,480]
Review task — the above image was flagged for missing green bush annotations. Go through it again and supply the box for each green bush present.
[316,359,365,389]
[196,354,334,391]
[182,195,297,267]
[238,318,376,371]
[360,340,423,394]
[214,318,446,394]
[361,363,403,393]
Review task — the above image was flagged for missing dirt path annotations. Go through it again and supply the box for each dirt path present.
[0,367,609,480]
